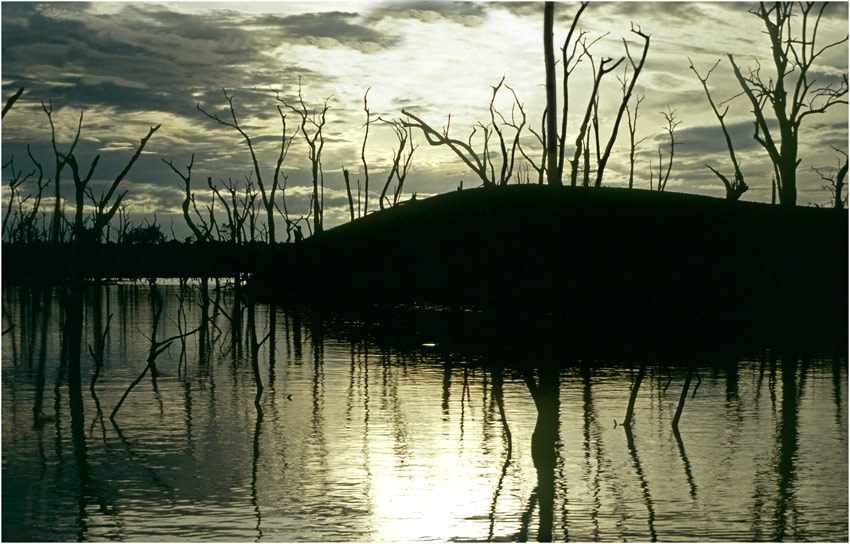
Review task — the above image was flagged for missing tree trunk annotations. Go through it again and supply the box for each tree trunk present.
[543,2,561,186]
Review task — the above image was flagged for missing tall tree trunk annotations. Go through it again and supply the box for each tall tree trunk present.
[543,2,561,186]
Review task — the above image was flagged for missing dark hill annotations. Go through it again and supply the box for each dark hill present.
[250,185,847,346]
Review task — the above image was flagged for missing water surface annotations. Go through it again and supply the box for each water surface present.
[2,283,846,541]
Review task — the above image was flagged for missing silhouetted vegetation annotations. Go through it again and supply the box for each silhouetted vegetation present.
[1,2,846,348]
[728,2,848,207]
[250,185,846,348]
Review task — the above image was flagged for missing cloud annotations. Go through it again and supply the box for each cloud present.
[1,3,325,119]
[254,11,398,51]
[366,1,488,27]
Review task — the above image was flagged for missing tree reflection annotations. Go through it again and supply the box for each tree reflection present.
[774,355,799,541]
[520,365,559,542]
[623,424,657,542]
[580,364,601,540]
[487,363,512,542]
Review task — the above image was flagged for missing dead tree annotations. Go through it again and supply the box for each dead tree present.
[622,363,646,428]
[690,59,749,200]
[401,109,490,186]
[277,80,329,235]
[594,25,650,187]
[543,1,560,185]
[672,364,695,431]
[813,147,848,209]
[543,2,594,185]
[342,168,356,221]
[556,2,591,184]
[198,89,293,243]
[207,175,256,243]
[487,78,524,186]
[401,77,523,188]
[728,2,848,206]
[570,54,624,186]
[649,108,680,192]
[2,155,34,240]
[361,88,373,216]
[163,154,211,243]
[2,87,23,119]
[624,90,647,189]
[507,97,546,185]
[378,119,417,209]
[65,123,160,243]
[42,102,82,243]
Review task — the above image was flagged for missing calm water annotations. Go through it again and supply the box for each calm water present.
[2,282,847,542]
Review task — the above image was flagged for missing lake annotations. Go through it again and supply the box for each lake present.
[2,282,847,542]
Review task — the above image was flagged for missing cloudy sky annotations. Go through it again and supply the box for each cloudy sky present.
[2,1,848,239]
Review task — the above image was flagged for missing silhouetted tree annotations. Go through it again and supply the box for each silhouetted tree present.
[361,88,373,216]
[123,223,166,245]
[42,101,82,243]
[277,80,329,235]
[2,148,48,243]
[341,168,356,221]
[2,87,23,119]
[401,77,522,188]
[542,2,649,187]
[163,154,211,243]
[570,54,623,187]
[594,25,650,187]
[649,107,680,192]
[543,2,560,186]
[623,89,647,189]
[690,58,749,200]
[728,2,848,206]
[198,88,293,244]
[622,363,646,428]
[65,123,160,243]
[813,147,848,209]
[378,119,417,209]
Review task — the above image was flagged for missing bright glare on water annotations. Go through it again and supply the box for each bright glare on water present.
[2,283,847,542]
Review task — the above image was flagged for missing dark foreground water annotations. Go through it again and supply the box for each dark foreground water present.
[2,282,847,542]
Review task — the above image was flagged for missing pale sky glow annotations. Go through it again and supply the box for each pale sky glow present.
[2,1,848,238]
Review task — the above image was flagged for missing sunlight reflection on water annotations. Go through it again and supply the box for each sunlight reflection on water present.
[2,283,847,542]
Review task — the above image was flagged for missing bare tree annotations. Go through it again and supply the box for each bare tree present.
[361,88,373,216]
[163,154,211,243]
[65,123,160,243]
[649,107,681,192]
[2,87,23,119]
[506,96,546,185]
[208,175,257,243]
[2,154,35,241]
[378,119,417,209]
[400,109,491,187]
[401,77,523,188]
[544,1,594,186]
[543,1,560,186]
[813,147,848,209]
[198,89,293,243]
[341,168,356,221]
[569,54,624,187]
[277,80,330,235]
[556,2,591,183]
[594,25,650,187]
[728,2,848,206]
[690,58,749,200]
[623,90,647,189]
[42,102,82,243]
